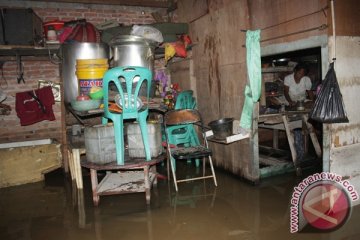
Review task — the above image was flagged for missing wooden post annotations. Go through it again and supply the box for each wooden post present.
[282,115,297,165]
[250,103,260,183]
[273,129,279,149]
[302,115,322,158]
[90,169,99,206]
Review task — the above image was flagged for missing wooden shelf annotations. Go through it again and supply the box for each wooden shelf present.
[0,44,59,56]
[96,171,156,195]
[262,66,293,73]
[207,133,250,144]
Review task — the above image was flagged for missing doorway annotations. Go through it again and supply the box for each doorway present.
[255,35,329,179]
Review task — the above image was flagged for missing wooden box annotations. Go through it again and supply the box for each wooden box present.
[0,143,62,188]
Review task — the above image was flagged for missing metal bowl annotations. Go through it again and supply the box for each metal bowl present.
[208,118,234,140]
[71,99,101,112]
[272,58,290,66]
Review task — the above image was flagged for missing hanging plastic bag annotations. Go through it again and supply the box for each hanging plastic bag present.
[309,62,349,123]
[174,41,187,58]
[164,43,176,64]
[64,20,100,43]
[131,25,163,43]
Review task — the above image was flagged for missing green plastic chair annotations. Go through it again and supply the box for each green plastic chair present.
[164,109,217,191]
[102,66,152,165]
[174,90,196,109]
[166,90,200,169]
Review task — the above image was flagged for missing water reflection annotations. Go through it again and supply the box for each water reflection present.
[0,167,360,240]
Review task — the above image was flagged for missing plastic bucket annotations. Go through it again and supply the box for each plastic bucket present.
[76,58,108,96]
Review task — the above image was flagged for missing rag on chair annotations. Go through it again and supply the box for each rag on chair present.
[240,30,262,130]
[15,86,55,126]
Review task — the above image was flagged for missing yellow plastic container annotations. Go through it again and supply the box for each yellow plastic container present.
[76,58,108,96]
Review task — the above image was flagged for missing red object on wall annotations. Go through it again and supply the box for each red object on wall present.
[174,42,187,58]
[43,20,65,38]
[181,34,192,46]
[15,86,56,126]
[65,22,100,43]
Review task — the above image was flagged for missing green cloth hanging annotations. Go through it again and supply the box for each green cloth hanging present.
[240,30,261,130]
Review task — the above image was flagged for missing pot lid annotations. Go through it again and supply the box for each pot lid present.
[109,35,157,47]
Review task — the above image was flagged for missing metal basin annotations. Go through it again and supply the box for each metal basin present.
[208,118,234,140]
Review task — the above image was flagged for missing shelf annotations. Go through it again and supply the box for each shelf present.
[0,44,59,56]
[96,171,156,195]
[206,130,250,144]
[262,66,293,73]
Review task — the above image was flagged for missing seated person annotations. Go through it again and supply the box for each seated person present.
[267,63,315,110]
[284,62,314,107]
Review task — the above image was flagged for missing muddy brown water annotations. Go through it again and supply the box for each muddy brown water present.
[1,163,359,240]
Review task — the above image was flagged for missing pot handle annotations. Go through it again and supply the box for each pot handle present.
[108,47,114,67]
[146,48,154,61]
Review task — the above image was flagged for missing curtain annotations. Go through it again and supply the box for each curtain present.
[240,30,261,130]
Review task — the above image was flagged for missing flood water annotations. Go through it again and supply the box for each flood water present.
[1,163,359,240]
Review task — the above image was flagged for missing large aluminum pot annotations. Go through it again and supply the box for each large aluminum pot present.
[61,42,109,103]
[109,35,156,73]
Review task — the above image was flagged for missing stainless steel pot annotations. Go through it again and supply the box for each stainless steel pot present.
[109,35,156,73]
[61,42,109,103]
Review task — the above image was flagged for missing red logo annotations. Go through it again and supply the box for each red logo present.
[301,182,350,230]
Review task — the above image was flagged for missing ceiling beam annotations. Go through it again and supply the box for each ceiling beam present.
[27,0,171,8]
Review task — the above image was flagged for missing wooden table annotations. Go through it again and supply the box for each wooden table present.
[258,110,321,172]
[81,155,165,206]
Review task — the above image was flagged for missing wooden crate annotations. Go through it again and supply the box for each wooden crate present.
[0,144,62,188]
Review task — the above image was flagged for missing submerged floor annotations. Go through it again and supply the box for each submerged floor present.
[1,163,360,240]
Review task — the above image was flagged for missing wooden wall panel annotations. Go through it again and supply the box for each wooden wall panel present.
[169,59,192,91]
[176,0,209,23]
[330,0,360,36]
[248,0,328,46]
[182,0,252,177]
[176,0,359,181]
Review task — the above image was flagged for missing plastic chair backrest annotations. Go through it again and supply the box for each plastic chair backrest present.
[165,109,203,146]
[175,90,196,110]
[103,66,152,117]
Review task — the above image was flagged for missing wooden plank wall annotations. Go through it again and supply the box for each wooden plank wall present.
[328,0,360,147]
[248,0,328,47]
[169,58,193,92]
[329,0,360,36]
[175,0,253,179]
[174,0,334,181]
[328,0,360,205]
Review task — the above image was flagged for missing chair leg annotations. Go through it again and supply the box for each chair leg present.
[195,159,200,168]
[169,155,178,191]
[190,127,200,168]
[113,121,125,165]
[138,114,151,161]
[208,156,217,186]
[203,157,206,176]
[102,117,108,125]
[166,150,171,182]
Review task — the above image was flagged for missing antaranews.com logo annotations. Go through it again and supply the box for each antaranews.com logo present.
[290,172,359,233]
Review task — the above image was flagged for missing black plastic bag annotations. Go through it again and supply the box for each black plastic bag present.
[310,62,349,123]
